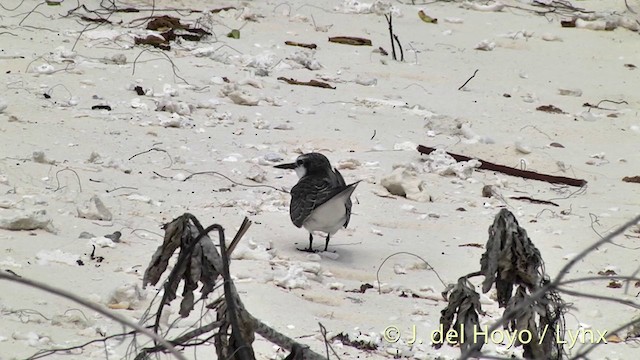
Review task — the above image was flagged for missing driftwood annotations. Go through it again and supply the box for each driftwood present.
[416,145,587,187]
[277,77,335,89]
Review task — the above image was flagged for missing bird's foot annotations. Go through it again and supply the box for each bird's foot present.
[296,247,318,253]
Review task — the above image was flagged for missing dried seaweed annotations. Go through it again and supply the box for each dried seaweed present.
[536,104,567,114]
[481,209,542,306]
[434,277,484,354]
[140,213,327,360]
[438,209,567,359]
[143,213,223,320]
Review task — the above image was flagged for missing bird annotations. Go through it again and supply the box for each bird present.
[274,152,360,252]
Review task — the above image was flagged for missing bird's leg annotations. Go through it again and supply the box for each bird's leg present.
[297,233,316,252]
[324,233,330,252]
[308,233,314,251]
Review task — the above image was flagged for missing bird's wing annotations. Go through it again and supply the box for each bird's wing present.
[335,168,354,228]
[290,176,344,228]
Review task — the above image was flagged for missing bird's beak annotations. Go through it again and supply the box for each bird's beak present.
[274,162,297,170]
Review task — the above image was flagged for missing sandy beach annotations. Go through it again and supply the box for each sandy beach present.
[1,0,640,359]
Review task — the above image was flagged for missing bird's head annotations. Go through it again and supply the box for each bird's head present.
[274,152,332,179]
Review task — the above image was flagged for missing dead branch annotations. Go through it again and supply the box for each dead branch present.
[0,273,186,360]
[384,13,397,60]
[509,196,559,207]
[285,40,317,49]
[219,223,254,360]
[416,145,587,187]
[393,34,404,61]
[277,77,336,89]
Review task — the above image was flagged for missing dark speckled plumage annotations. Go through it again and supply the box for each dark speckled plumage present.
[274,153,360,252]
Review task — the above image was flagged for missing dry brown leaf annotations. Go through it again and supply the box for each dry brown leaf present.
[328,36,372,46]
[598,269,617,276]
[622,176,640,183]
[607,280,623,288]
[536,104,566,114]
[606,334,623,343]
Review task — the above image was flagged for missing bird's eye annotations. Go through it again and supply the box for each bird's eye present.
[296,159,303,166]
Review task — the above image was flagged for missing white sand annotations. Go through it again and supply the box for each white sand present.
[1,0,639,359]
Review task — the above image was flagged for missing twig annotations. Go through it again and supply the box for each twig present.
[54,168,83,192]
[318,322,341,360]
[106,186,139,193]
[219,224,254,360]
[376,252,447,294]
[129,147,173,168]
[509,196,559,207]
[384,13,397,60]
[227,217,252,255]
[457,69,479,90]
[134,321,223,358]
[0,272,186,360]
[132,49,189,84]
[416,145,588,187]
[28,330,137,359]
[393,34,404,61]
[155,170,288,193]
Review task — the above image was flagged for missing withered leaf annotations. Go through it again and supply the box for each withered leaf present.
[597,269,617,276]
[536,104,566,114]
[328,36,372,46]
[418,10,437,24]
[622,176,640,184]
[607,280,623,288]
[147,15,185,31]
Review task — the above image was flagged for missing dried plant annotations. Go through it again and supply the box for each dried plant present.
[439,209,567,359]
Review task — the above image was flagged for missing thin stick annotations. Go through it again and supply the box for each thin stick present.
[393,34,404,61]
[129,147,173,168]
[0,272,186,360]
[458,69,479,90]
[384,13,397,61]
[376,252,447,294]
[219,225,254,360]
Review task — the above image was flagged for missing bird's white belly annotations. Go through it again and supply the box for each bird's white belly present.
[302,196,347,235]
